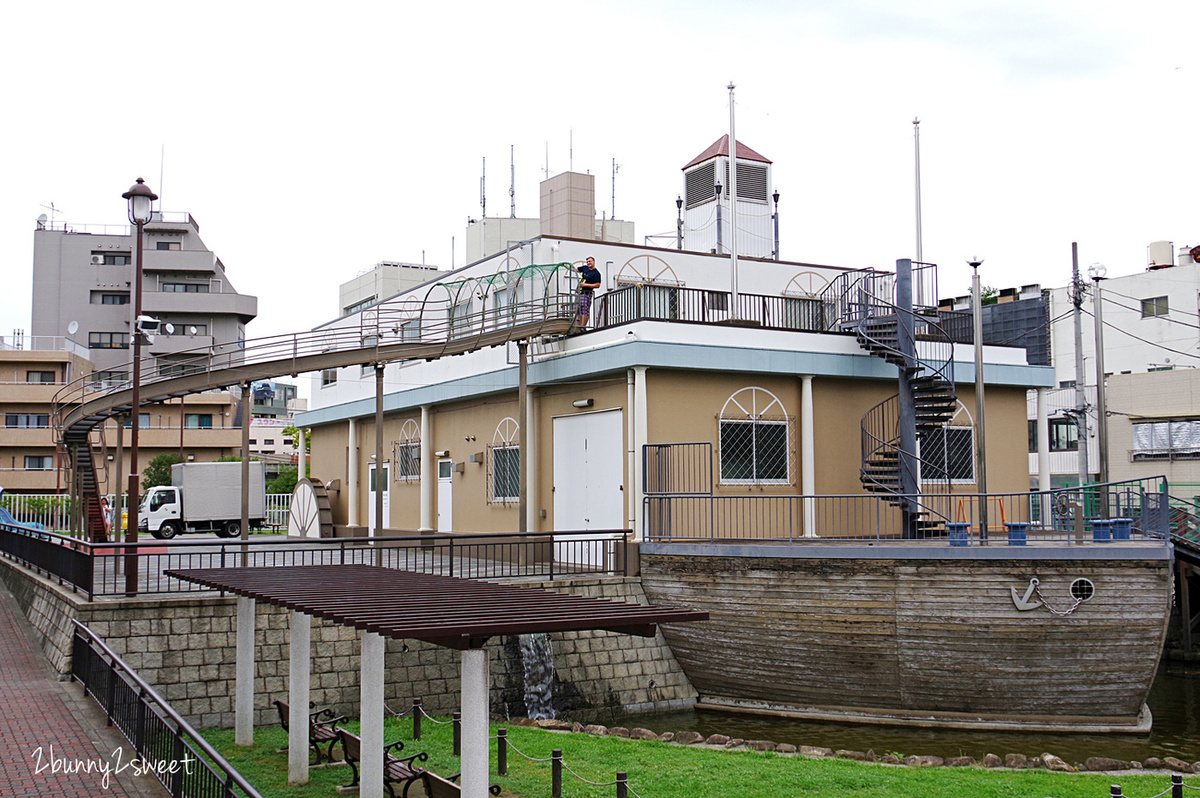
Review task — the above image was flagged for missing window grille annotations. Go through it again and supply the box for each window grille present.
[717,387,795,486]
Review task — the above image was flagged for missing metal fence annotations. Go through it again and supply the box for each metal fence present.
[643,474,1171,545]
[0,522,631,600]
[71,620,263,798]
[0,493,291,533]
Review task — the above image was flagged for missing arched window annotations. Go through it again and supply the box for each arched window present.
[488,417,520,503]
[394,419,420,482]
[718,387,793,485]
[919,401,976,484]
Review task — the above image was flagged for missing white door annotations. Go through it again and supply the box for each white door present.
[553,410,624,566]
[368,461,390,535]
[437,459,453,534]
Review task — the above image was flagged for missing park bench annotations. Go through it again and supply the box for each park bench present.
[336,727,428,798]
[408,770,502,798]
[273,699,346,764]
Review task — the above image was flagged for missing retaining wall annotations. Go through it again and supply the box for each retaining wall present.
[0,560,696,729]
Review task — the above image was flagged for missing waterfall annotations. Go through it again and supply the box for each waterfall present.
[518,632,556,720]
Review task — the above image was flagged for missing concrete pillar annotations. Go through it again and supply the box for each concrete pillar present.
[801,375,816,537]
[359,631,386,798]
[297,425,306,480]
[1037,388,1051,526]
[235,596,256,746]
[347,418,359,527]
[419,405,433,534]
[632,366,648,540]
[460,647,490,798]
[526,386,537,533]
[287,611,311,785]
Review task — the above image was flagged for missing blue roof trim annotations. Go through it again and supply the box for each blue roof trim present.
[297,338,1054,425]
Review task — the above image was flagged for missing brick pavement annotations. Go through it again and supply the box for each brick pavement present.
[0,582,165,797]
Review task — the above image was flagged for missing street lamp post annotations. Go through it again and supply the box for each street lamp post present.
[1088,262,1109,501]
[675,196,683,251]
[968,257,988,542]
[122,178,157,595]
[771,189,781,261]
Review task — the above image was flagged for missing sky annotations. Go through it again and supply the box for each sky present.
[3,0,1198,350]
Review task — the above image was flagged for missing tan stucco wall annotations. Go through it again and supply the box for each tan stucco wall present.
[308,369,1034,534]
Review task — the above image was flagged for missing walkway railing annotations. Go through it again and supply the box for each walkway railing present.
[71,619,263,798]
[0,525,631,600]
[643,476,1171,544]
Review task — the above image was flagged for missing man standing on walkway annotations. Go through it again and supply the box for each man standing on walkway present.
[576,256,602,329]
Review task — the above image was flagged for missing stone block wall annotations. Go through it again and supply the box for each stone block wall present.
[1,562,696,730]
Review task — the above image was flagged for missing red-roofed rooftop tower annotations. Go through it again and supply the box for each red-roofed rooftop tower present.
[680,135,775,258]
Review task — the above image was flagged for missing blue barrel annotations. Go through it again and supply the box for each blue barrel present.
[1112,517,1133,540]
[946,522,970,547]
[1006,522,1029,546]
[1092,519,1113,542]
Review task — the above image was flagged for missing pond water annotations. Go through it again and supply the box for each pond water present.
[600,665,1200,764]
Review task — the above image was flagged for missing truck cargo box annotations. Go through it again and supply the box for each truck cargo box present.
[170,461,265,522]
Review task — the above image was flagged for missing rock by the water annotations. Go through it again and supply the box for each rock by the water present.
[1041,753,1074,772]
[1144,758,1165,770]
[776,744,798,755]
[880,754,902,765]
[582,724,607,735]
[800,746,833,758]
[1164,757,1194,773]
[673,731,704,745]
[904,755,945,767]
[982,754,1002,768]
[607,727,630,738]
[837,750,874,762]
[1084,757,1130,771]
[946,756,977,767]
[1004,753,1028,769]
[746,740,776,751]
[703,734,730,747]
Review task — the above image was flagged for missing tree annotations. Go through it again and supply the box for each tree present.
[282,424,311,452]
[142,453,181,490]
[267,466,298,495]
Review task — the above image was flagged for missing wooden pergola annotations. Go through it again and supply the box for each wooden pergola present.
[165,564,707,798]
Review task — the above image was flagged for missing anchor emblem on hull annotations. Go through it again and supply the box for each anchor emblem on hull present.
[1011,578,1044,611]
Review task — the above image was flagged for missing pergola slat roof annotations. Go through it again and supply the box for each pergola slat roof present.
[165,565,708,649]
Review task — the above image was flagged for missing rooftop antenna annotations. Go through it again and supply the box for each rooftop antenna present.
[39,203,63,226]
[159,143,166,211]
[480,156,486,219]
[612,157,620,219]
[913,117,924,306]
[569,128,573,172]
[543,142,550,179]
[510,145,516,218]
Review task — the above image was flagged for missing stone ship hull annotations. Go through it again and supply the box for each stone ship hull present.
[640,542,1174,732]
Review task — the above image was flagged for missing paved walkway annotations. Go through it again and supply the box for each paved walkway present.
[0,582,165,797]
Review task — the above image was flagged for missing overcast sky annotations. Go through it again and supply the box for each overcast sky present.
[3,0,1197,347]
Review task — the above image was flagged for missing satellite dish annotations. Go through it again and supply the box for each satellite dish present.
[67,321,79,335]
[37,214,48,228]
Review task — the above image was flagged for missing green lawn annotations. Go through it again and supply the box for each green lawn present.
[202,715,1180,798]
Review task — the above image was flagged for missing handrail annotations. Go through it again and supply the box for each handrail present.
[71,619,264,798]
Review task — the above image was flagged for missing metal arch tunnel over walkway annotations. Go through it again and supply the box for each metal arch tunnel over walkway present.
[166,564,708,798]
[52,264,581,542]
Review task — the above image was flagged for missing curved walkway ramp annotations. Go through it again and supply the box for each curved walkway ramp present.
[53,264,581,541]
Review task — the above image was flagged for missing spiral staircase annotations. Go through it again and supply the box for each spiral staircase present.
[820,262,959,537]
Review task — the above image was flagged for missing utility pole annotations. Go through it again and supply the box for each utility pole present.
[1071,243,1090,490]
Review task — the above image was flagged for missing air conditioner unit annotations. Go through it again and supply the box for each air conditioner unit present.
[91,255,104,265]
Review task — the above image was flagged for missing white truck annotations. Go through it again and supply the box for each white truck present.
[138,461,266,539]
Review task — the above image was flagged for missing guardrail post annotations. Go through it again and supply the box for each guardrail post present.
[1173,773,1184,798]
[172,725,186,797]
[497,728,507,775]
[413,698,422,740]
[136,687,148,754]
[616,770,628,798]
[104,652,118,725]
[552,749,562,798]
[452,711,461,756]
[449,539,454,578]
[1110,785,1123,798]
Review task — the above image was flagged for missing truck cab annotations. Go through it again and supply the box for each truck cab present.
[139,486,184,539]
